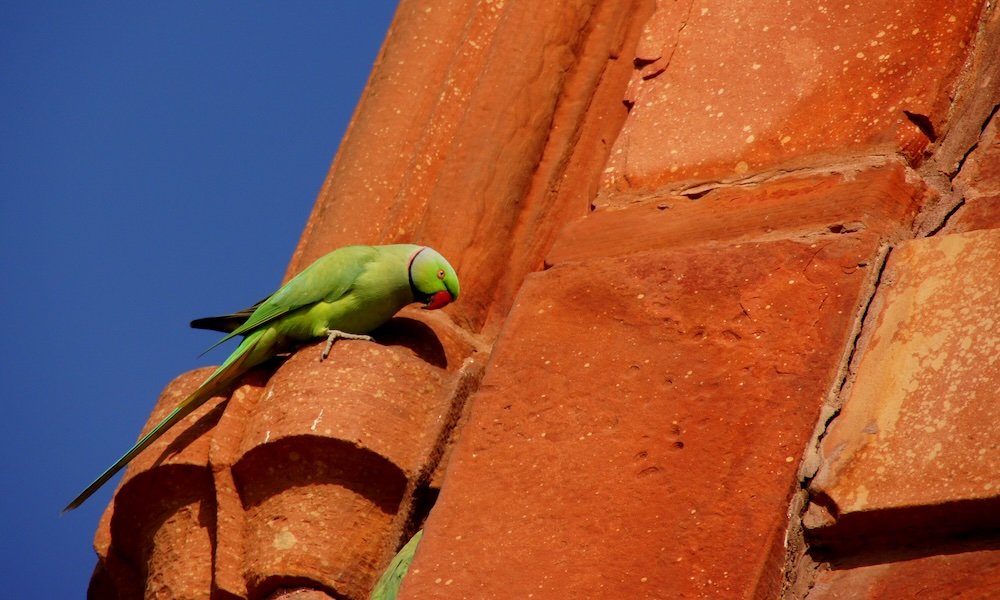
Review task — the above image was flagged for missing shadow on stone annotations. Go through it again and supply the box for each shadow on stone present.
[151,367,274,468]
[371,316,448,369]
[97,465,217,597]
[808,494,1000,568]
[232,435,408,515]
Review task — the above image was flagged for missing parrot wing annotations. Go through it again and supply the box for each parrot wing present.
[200,246,376,354]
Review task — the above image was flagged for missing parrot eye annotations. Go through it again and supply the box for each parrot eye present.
[437,269,446,280]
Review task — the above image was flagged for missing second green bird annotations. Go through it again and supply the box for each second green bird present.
[65,244,459,512]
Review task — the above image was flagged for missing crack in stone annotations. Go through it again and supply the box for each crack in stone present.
[922,198,967,237]
[801,243,893,488]
[778,245,894,599]
[915,101,997,236]
[672,155,896,199]
[631,0,693,83]
[951,101,999,177]
[396,354,488,544]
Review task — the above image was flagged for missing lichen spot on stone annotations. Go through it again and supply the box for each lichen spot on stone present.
[274,528,297,550]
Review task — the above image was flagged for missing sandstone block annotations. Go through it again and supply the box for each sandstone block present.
[604,0,985,191]
[554,162,928,262]
[404,233,881,598]
[807,545,1000,600]
[809,228,1000,549]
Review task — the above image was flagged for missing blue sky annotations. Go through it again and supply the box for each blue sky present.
[0,3,398,596]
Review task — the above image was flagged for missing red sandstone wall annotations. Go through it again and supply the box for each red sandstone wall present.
[88,1,1000,599]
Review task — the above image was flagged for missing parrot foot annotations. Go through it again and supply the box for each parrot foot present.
[321,329,374,360]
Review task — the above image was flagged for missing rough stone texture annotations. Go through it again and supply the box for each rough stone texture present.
[551,162,928,261]
[90,367,249,599]
[232,333,464,599]
[807,546,1000,600]
[288,0,651,337]
[944,108,1000,234]
[86,1,1000,599]
[945,194,1000,233]
[807,228,1000,548]
[929,3,1000,179]
[402,187,904,598]
[265,590,334,600]
[603,0,985,193]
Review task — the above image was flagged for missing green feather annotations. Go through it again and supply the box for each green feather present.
[63,329,269,512]
[65,244,460,512]
[370,530,423,600]
[199,246,377,355]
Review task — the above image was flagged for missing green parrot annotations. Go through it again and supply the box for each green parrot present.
[64,245,459,512]
[370,530,423,600]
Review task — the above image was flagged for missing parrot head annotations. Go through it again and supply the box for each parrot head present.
[408,246,460,310]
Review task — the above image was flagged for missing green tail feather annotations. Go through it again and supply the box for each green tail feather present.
[63,330,265,512]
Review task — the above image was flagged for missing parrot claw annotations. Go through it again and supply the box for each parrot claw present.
[321,329,374,360]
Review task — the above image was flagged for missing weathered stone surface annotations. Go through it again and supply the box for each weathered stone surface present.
[403,232,881,599]
[809,228,1000,548]
[943,194,1000,234]
[236,340,449,478]
[118,367,234,481]
[90,472,217,600]
[930,3,1000,178]
[89,314,476,599]
[233,331,458,599]
[288,0,649,336]
[90,367,248,599]
[603,0,985,192]
[554,162,928,262]
[267,590,335,600]
[945,108,1000,234]
[90,368,232,540]
[807,546,1000,600]
[211,381,263,600]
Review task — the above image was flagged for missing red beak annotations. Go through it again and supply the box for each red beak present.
[423,290,453,310]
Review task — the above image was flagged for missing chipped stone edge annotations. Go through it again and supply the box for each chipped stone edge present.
[777,8,1000,593]
[776,240,894,600]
